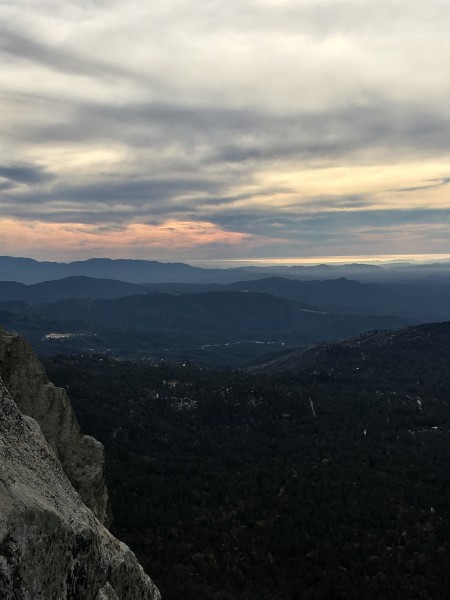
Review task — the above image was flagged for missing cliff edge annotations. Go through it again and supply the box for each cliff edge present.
[0,327,108,524]
[0,327,160,599]
[0,379,160,599]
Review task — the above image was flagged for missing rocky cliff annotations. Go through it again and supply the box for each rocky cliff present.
[0,328,160,599]
[0,327,108,524]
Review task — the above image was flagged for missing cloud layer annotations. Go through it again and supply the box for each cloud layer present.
[1,0,450,260]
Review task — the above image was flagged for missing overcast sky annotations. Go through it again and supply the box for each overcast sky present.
[1,0,450,263]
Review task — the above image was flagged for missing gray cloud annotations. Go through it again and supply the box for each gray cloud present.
[0,26,139,81]
[207,205,450,240]
[394,176,450,193]
[1,0,450,259]
[20,94,450,170]
[0,163,51,185]
[5,96,445,219]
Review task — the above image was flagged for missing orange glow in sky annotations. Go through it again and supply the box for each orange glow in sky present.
[0,218,255,259]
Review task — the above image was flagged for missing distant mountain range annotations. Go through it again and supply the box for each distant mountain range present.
[2,255,450,367]
[226,277,450,320]
[0,256,274,285]
[2,274,450,322]
[0,276,146,303]
[2,255,450,284]
[0,288,406,366]
[0,289,405,338]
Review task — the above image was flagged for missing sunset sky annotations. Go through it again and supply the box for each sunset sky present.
[1,0,450,263]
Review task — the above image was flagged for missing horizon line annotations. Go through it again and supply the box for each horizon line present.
[3,252,450,267]
[186,254,450,267]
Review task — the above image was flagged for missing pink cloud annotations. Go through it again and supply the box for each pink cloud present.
[0,218,256,258]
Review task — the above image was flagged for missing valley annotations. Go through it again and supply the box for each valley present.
[44,321,450,599]
[3,257,450,598]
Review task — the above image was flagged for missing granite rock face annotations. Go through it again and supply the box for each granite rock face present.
[0,327,108,524]
[0,379,160,599]
[0,325,160,599]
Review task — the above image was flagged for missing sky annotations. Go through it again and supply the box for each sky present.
[1,0,450,263]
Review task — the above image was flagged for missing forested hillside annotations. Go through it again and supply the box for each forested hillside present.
[45,322,450,599]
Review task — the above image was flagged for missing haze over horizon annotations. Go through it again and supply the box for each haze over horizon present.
[2,1,450,262]
[4,252,450,270]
